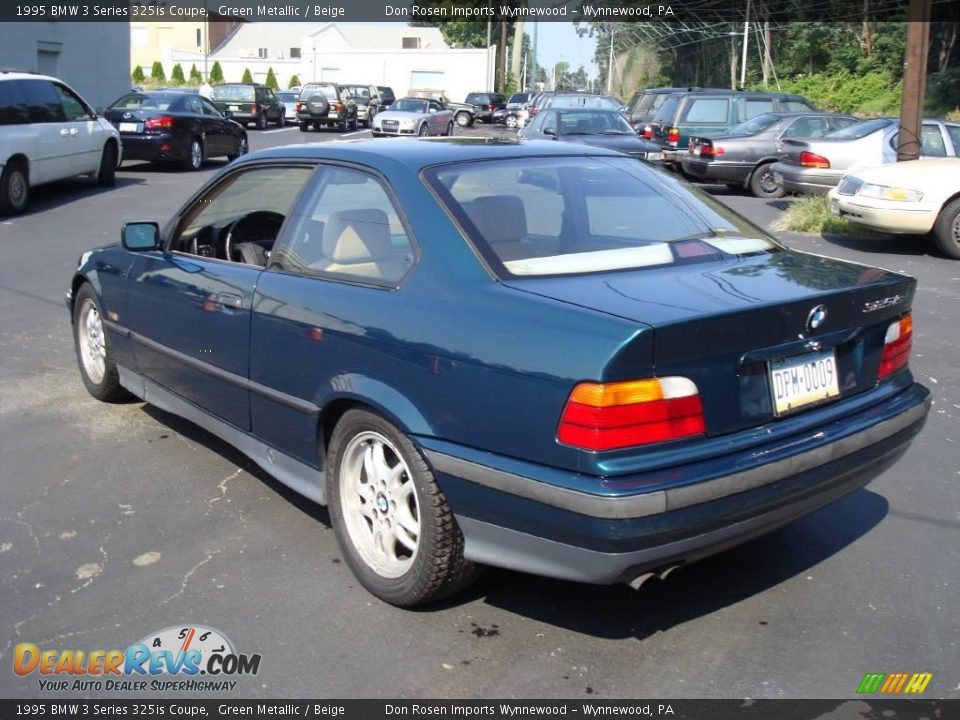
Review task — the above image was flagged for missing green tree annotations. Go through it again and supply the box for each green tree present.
[188,64,202,85]
[265,67,279,90]
[288,74,301,89]
[241,68,253,83]
[170,63,185,85]
[553,61,570,90]
[131,65,146,85]
[150,61,166,83]
[210,61,224,84]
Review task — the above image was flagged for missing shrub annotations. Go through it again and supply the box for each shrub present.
[773,196,874,237]
[150,61,166,83]
[189,64,202,85]
[210,62,224,84]
[131,66,146,84]
[775,70,900,114]
[265,67,279,90]
[288,75,301,89]
[170,63,185,85]
[241,68,253,83]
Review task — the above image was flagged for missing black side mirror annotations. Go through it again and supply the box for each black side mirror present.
[122,222,160,251]
[543,127,556,137]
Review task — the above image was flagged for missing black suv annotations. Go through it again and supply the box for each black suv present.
[377,86,396,107]
[341,84,381,128]
[296,83,358,132]
[648,90,816,164]
[464,92,507,123]
[210,83,285,129]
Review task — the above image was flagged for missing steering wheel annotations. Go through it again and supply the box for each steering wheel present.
[223,210,285,263]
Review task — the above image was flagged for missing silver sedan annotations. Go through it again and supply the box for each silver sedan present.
[371,98,454,138]
[772,117,960,196]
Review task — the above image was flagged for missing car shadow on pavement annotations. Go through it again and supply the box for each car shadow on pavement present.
[119,159,232,174]
[454,489,888,639]
[819,231,936,259]
[24,176,145,214]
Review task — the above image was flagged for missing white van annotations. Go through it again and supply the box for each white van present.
[0,71,122,214]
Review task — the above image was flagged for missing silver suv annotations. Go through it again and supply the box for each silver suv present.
[0,71,121,214]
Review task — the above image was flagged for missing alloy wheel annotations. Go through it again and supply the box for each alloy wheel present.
[78,299,106,385]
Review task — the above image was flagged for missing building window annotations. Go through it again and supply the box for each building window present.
[196,28,202,47]
[258,48,268,59]
[290,47,301,59]
[402,37,421,49]
[131,27,148,48]
[36,41,62,78]
[410,70,444,89]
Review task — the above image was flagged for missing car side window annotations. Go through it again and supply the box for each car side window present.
[53,84,91,121]
[744,99,774,119]
[0,80,30,125]
[681,98,728,124]
[921,124,947,157]
[170,165,315,261]
[946,124,960,155]
[541,110,558,134]
[272,166,415,286]
[781,100,814,112]
[200,98,222,116]
[184,96,204,114]
[783,116,831,139]
[20,79,67,123]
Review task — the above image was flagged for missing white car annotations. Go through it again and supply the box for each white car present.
[0,71,122,215]
[828,158,960,259]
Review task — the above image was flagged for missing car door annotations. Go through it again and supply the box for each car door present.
[250,163,417,466]
[17,79,73,183]
[198,96,232,156]
[887,123,951,161]
[428,100,444,133]
[123,163,316,429]
[53,82,102,175]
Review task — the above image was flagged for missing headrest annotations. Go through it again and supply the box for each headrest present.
[322,209,391,263]
[466,195,527,246]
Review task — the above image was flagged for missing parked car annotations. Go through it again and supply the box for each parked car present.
[408,90,475,127]
[649,90,816,165]
[681,112,859,198]
[69,138,929,606]
[464,91,507,123]
[506,92,532,109]
[104,91,248,171]
[828,158,960,258]
[493,106,528,129]
[0,71,121,215]
[371,97,454,137]
[297,83,358,132]
[277,90,300,122]
[342,84,382,128]
[772,117,960,195]
[377,86,397,107]
[626,87,723,134]
[209,83,285,129]
[519,108,663,161]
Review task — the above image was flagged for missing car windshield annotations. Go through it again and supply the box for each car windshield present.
[729,113,781,136]
[426,156,777,278]
[556,110,635,135]
[548,95,622,111]
[110,93,178,111]
[277,92,299,102]
[301,85,338,101]
[392,99,429,113]
[825,117,893,139]
[211,85,255,102]
[345,86,371,99]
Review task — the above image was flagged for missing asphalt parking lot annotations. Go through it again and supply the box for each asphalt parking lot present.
[1,123,957,700]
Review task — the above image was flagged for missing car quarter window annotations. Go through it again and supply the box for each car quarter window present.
[921,124,947,156]
[184,96,204,114]
[681,98,728,123]
[200,98,222,116]
[271,166,415,286]
[744,99,774,119]
[170,165,315,259]
[781,100,814,112]
[946,124,960,154]
[783,116,831,139]
[0,80,30,125]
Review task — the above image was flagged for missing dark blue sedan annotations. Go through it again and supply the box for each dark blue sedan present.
[67,138,930,606]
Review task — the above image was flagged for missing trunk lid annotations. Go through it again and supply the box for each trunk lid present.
[505,250,915,436]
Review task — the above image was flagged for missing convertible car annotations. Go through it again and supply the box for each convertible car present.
[370,98,454,137]
[68,139,930,606]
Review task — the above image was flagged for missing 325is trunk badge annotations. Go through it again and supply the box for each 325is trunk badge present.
[863,295,903,313]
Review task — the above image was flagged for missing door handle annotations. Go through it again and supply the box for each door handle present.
[216,292,242,309]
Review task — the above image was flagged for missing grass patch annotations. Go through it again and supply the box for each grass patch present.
[773,195,876,237]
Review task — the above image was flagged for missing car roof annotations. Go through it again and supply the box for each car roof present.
[236,137,623,171]
[0,71,60,82]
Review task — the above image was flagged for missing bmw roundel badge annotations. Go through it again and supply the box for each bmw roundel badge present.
[806,304,828,332]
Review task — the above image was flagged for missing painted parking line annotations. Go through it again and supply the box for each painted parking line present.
[261,126,300,134]
[340,129,373,139]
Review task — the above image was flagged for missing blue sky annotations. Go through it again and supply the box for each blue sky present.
[533,22,598,77]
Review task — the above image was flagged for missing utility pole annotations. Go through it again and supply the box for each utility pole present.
[607,25,615,93]
[898,0,931,160]
[739,0,751,89]
[531,22,538,91]
[486,13,492,91]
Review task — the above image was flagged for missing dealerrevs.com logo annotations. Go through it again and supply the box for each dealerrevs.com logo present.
[14,625,261,692]
[856,672,933,694]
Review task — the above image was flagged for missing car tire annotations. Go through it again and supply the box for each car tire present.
[0,160,29,215]
[749,162,784,198]
[276,112,285,128]
[455,112,472,128]
[418,124,429,137]
[226,134,248,161]
[182,138,204,171]
[326,409,479,607]
[446,122,454,136]
[299,120,310,132]
[96,142,117,187]
[72,283,130,403]
[932,197,960,260]
[505,115,518,128]
[256,111,267,130]
[350,116,358,131]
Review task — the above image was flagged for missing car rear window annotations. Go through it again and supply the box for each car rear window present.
[548,95,621,111]
[425,156,777,278]
[826,118,892,139]
[301,85,338,101]
[110,93,178,111]
[729,113,781,135]
[211,85,255,102]
[681,98,729,124]
[652,95,680,123]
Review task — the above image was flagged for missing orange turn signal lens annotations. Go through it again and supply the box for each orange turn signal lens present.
[570,379,663,407]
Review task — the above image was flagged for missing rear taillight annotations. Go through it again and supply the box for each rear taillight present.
[641,124,652,139]
[701,145,725,156]
[558,377,706,451]
[800,151,830,168]
[878,313,912,379]
[253,103,260,112]
[529,106,539,117]
[333,102,344,112]
[488,103,495,111]
[144,115,174,130]
[667,127,680,146]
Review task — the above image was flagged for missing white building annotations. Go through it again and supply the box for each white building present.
[0,22,130,109]
[167,23,492,103]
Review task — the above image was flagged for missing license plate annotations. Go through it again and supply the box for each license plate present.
[829,197,840,216]
[118,122,142,133]
[769,350,839,416]
[228,105,239,111]
[328,112,338,118]
[692,146,701,156]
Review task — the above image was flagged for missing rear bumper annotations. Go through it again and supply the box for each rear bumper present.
[682,157,753,184]
[773,163,843,195]
[421,382,929,585]
[118,134,185,162]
